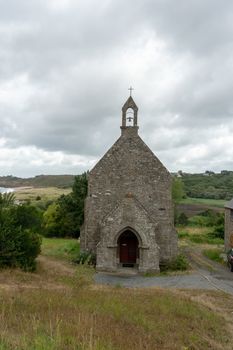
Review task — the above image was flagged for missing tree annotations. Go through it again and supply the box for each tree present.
[42,173,88,238]
[172,177,186,204]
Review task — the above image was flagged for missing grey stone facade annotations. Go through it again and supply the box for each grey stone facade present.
[224,199,233,251]
[80,96,177,273]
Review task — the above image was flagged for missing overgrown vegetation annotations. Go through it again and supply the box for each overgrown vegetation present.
[0,238,231,350]
[42,173,88,238]
[177,208,224,245]
[73,251,96,266]
[160,254,189,272]
[203,248,224,264]
[0,192,41,271]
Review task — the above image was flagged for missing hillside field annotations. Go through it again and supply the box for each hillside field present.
[0,238,233,350]
[14,186,72,203]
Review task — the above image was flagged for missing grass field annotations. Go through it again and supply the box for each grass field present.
[180,197,226,208]
[14,186,72,204]
[0,238,232,349]
[42,237,80,260]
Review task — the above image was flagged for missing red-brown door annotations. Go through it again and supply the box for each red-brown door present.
[118,230,138,263]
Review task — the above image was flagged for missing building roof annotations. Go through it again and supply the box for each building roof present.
[225,198,233,209]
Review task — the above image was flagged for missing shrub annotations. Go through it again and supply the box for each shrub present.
[0,199,42,271]
[0,225,41,271]
[210,225,224,239]
[73,251,96,266]
[161,254,189,272]
[188,215,210,227]
[177,212,188,226]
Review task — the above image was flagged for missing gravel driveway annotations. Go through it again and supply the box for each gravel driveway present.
[95,268,233,294]
[95,248,233,294]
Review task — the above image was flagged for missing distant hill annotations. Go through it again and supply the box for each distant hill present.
[0,175,76,188]
[180,171,233,200]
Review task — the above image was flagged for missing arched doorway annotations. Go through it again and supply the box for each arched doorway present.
[117,230,139,267]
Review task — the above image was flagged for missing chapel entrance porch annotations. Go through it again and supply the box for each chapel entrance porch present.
[117,230,139,268]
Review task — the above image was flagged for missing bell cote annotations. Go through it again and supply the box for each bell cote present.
[121,96,139,136]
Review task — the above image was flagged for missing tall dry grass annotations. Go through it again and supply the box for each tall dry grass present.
[0,240,231,350]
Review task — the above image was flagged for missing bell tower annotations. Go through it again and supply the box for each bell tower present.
[121,91,139,135]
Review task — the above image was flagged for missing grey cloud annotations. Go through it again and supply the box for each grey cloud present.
[0,0,233,176]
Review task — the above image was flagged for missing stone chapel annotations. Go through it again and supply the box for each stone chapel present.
[80,95,177,273]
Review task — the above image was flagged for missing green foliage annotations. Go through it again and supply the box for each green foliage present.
[0,218,41,271]
[42,202,63,237]
[178,230,189,239]
[176,212,188,226]
[73,251,96,266]
[42,173,88,238]
[0,195,42,271]
[181,171,233,200]
[188,233,223,245]
[172,177,186,203]
[42,238,80,261]
[188,215,210,227]
[203,248,224,263]
[188,210,224,229]
[161,254,189,272]
[211,224,224,239]
[0,192,15,208]
[10,204,43,233]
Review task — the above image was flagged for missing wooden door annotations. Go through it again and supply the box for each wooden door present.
[119,231,138,263]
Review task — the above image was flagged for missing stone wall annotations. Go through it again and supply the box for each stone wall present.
[96,195,160,272]
[80,123,177,272]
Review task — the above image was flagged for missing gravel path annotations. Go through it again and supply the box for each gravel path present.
[95,270,233,294]
[94,248,233,294]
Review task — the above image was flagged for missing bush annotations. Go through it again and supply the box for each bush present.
[0,197,42,271]
[210,225,224,239]
[161,254,189,272]
[0,225,41,271]
[73,251,96,266]
[188,215,209,227]
[177,212,188,226]
[188,211,224,229]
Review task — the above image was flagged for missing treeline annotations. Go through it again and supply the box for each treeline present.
[180,171,233,200]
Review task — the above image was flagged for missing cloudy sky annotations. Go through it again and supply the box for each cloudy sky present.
[0,0,233,177]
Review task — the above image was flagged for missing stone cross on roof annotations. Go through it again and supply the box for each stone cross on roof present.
[128,86,134,96]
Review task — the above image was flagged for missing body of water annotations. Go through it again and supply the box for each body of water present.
[0,187,14,194]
